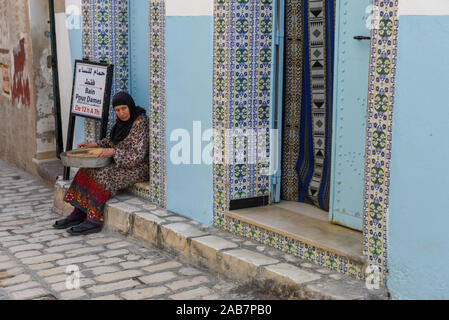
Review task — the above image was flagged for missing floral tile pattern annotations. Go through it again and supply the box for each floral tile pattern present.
[363,0,399,284]
[81,0,129,142]
[148,0,166,208]
[221,214,365,280]
[128,182,151,200]
[213,0,231,226]
[212,0,273,225]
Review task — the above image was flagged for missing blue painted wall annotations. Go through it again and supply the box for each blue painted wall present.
[129,0,149,112]
[66,13,84,148]
[388,16,449,299]
[165,16,214,226]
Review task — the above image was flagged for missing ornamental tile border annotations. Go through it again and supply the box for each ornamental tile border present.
[362,0,399,284]
[217,213,365,280]
[212,0,231,225]
[148,0,167,208]
[128,182,151,200]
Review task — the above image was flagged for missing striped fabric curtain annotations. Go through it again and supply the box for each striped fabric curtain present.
[281,0,335,211]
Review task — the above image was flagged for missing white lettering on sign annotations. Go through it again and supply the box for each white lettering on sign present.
[71,62,108,119]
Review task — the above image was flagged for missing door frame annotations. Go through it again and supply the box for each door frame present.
[269,0,285,204]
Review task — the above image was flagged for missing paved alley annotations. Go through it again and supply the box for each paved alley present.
[0,160,265,300]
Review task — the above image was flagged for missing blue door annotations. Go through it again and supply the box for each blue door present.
[329,0,372,230]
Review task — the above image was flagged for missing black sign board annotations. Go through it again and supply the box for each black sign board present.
[63,59,114,180]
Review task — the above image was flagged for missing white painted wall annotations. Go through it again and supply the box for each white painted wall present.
[55,12,73,151]
[65,0,81,11]
[166,0,213,16]
[52,0,81,150]
[398,0,449,16]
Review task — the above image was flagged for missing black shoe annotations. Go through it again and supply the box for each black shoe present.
[53,216,84,229]
[67,222,102,236]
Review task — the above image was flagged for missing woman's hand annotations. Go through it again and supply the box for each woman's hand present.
[97,148,114,158]
[78,142,98,149]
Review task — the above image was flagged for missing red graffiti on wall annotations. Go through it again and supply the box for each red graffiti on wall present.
[12,38,30,107]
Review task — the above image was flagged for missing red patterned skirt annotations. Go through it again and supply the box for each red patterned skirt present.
[63,169,111,224]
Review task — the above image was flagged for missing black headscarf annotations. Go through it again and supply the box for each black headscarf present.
[110,91,146,145]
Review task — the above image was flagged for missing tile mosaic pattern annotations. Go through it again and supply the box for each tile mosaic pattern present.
[222,214,365,280]
[213,0,273,226]
[363,0,399,284]
[212,0,231,226]
[228,0,272,201]
[128,182,151,200]
[148,0,166,208]
[81,0,129,142]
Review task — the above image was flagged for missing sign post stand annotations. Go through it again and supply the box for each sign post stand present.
[63,59,114,180]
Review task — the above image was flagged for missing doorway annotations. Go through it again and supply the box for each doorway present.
[280,0,334,212]
[222,0,373,279]
[273,0,371,231]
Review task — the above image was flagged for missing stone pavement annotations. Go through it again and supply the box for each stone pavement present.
[0,159,389,300]
[0,159,269,300]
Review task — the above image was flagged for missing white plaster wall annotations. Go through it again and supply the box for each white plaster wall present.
[65,0,81,9]
[166,0,213,16]
[55,12,73,151]
[398,0,449,16]
[35,47,56,154]
[29,0,56,156]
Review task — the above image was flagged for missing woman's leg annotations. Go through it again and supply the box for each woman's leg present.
[63,167,117,235]
[53,206,86,229]
[68,206,87,219]
[63,167,112,224]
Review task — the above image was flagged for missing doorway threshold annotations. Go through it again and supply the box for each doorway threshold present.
[224,201,365,266]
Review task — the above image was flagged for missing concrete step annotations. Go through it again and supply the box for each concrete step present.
[34,158,63,186]
[223,201,366,279]
[53,178,389,300]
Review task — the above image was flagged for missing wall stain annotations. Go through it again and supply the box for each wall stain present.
[12,38,30,107]
[1,62,11,96]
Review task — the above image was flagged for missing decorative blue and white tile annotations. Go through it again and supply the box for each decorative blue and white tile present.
[81,0,129,142]
[213,0,273,229]
[128,182,151,200]
[363,0,399,284]
[220,212,366,279]
[148,0,166,208]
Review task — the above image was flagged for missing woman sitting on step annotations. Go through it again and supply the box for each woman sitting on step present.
[53,91,149,235]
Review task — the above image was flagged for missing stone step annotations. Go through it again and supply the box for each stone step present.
[222,201,366,280]
[52,178,388,300]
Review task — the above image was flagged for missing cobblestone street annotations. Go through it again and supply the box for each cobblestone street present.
[0,160,266,300]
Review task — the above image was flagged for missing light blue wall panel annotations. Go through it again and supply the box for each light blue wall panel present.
[388,16,449,299]
[66,13,84,147]
[165,16,214,226]
[129,0,149,112]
